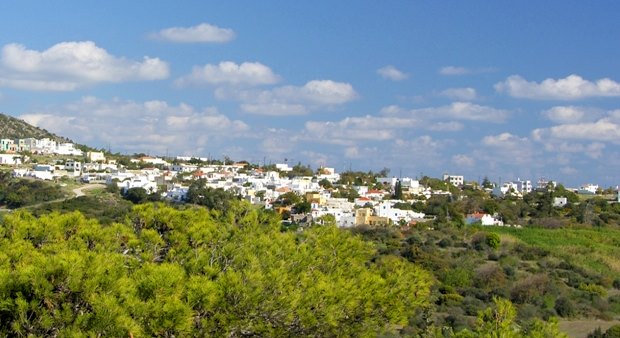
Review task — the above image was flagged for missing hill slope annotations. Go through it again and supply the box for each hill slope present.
[0,113,72,143]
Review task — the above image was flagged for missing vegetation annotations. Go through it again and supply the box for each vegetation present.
[0,203,433,336]
[0,172,65,208]
[31,194,133,225]
[351,223,620,334]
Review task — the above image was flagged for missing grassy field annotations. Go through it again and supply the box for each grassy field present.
[559,319,620,338]
[487,226,620,280]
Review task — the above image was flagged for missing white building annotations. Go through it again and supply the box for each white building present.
[87,151,106,162]
[577,184,598,195]
[64,160,82,175]
[54,143,83,156]
[515,179,532,194]
[374,201,425,224]
[443,174,464,187]
[0,154,21,165]
[118,176,158,193]
[275,163,293,172]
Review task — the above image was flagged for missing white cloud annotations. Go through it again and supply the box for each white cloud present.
[382,102,509,123]
[19,97,250,155]
[0,41,169,91]
[560,166,578,175]
[439,87,477,101]
[150,23,235,43]
[428,121,464,131]
[344,147,361,159]
[547,120,620,142]
[541,106,594,124]
[376,65,408,81]
[274,80,358,105]
[176,61,280,87]
[217,79,358,116]
[477,132,538,168]
[439,66,471,75]
[482,132,528,147]
[305,116,411,145]
[240,103,307,116]
[495,74,620,100]
[452,154,475,167]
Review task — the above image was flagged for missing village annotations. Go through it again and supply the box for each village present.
[0,137,612,228]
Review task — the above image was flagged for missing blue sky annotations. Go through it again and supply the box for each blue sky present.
[1,1,620,188]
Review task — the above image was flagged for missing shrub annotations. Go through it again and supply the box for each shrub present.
[486,232,500,250]
[606,324,620,338]
[510,274,550,304]
[554,297,576,318]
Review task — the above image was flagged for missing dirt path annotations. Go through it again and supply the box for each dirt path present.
[72,183,105,198]
[0,183,107,211]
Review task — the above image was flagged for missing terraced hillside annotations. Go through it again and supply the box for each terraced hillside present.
[0,113,71,142]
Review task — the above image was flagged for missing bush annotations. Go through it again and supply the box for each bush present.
[555,297,576,318]
[510,274,550,304]
[437,237,453,248]
[123,187,148,204]
[486,233,500,250]
[605,324,620,338]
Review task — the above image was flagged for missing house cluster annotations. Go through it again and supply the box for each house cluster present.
[0,138,83,156]
[5,152,443,227]
[4,146,614,227]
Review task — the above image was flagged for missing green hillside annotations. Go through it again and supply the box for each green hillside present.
[0,113,71,143]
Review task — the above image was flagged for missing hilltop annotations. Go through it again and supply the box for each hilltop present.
[0,113,72,143]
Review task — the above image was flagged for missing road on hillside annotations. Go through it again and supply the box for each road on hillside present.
[0,183,106,212]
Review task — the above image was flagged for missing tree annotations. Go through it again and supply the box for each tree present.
[318,178,333,189]
[482,176,494,189]
[294,201,311,214]
[393,180,404,200]
[0,203,435,336]
[185,179,239,212]
[123,187,148,204]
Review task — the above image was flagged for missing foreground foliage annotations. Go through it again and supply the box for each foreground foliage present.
[0,202,433,336]
[352,223,620,334]
[0,172,65,208]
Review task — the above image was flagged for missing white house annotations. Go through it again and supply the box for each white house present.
[55,143,83,156]
[515,179,533,194]
[443,174,464,187]
[374,201,425,224]
[118,176,158,193]
[87,151,106,162]
[553,197,568,208]
[0,154,21,165]
[466,212,504,226]
[577,184,598,195]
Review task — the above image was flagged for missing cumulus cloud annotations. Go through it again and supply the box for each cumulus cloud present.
[176,61,280,87]
[376,65,408,81]
[0,41,169,91]
[19,97,250,156]
[439,66,471,76]
[216,79,358,115]
[546,120,620,142]
[382,102,509,123]
[495,74,620,100]
[150,23,235,43]
[542,106,589,124]
[439,87,477,101]
[304,115,414,145]
[452,154,475,167]
[477,132,538,167]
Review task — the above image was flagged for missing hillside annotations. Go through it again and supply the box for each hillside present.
[0,113,72,143]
